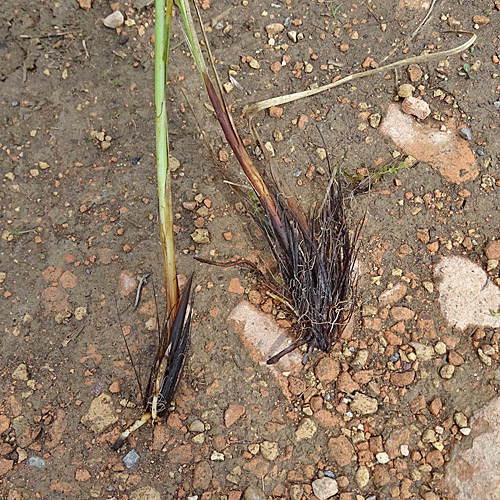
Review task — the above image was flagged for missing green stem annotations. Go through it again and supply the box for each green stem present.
[155,0,179,313]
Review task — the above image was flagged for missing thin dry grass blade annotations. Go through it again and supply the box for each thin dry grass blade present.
[244,33,476,125]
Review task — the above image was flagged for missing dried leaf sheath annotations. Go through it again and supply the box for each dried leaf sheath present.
[112,277,193,451]
[145,275,193,418]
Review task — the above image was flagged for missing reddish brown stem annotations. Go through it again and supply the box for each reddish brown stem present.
[203,73,288,244]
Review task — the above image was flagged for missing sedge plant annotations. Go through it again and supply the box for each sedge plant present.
[113,0,193,450]
[177,0,360,364]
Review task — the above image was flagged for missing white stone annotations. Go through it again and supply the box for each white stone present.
[312,477,338,500]
[103,11,124,29]
[210,451,225,461]
[376,452,390,464]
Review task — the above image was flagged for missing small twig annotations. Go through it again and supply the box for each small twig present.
[380,0,439,64]
[410,0,438,40]
[82,39,90,59]
[62,326,85,347]
[266,291,297,316]
[134,272,151,309]
[20,31,72,39]
[114,295,143,398]
[5,227,37,235]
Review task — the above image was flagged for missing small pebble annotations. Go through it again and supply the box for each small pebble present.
[434,341,447,355]
[312,477,338,500]
[191,229,210,244]
[402,96,431,119]
[422,429,437,443]
[28,456,46,469]
[12,363,29,381]
[460,427,471,436]
[478,348,492,366]
[376,452,390,464]
[350,392,378,415]
[210,451,225,461]
[123,449,140,469]
[244,486,266,500]
[459,128,472,141]
[189,419,205,433]
[398,84,414,98]
[295,418,317,440]
[289,484,303,500]
[316,147,327,161]
[103,11,124,29]
[260,441,279,461]
[356,466,370,489]
[482,344,496,356]
[440,364,455,379]
[454,412,468,428]
[265,23,285,37]
[369,113,381,128]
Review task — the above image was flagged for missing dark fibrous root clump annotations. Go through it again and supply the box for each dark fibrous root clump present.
[254,180,362,365]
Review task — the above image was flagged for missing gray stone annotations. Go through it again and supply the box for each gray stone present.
[28,456,46,468]
[103,11,124,29]
[123,449,140,469]
[189,419,205,433]
[459,128,472,141]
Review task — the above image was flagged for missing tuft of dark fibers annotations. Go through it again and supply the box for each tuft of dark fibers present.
[252,178,362,365]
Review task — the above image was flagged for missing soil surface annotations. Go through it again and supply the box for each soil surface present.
[1,1,499,499]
